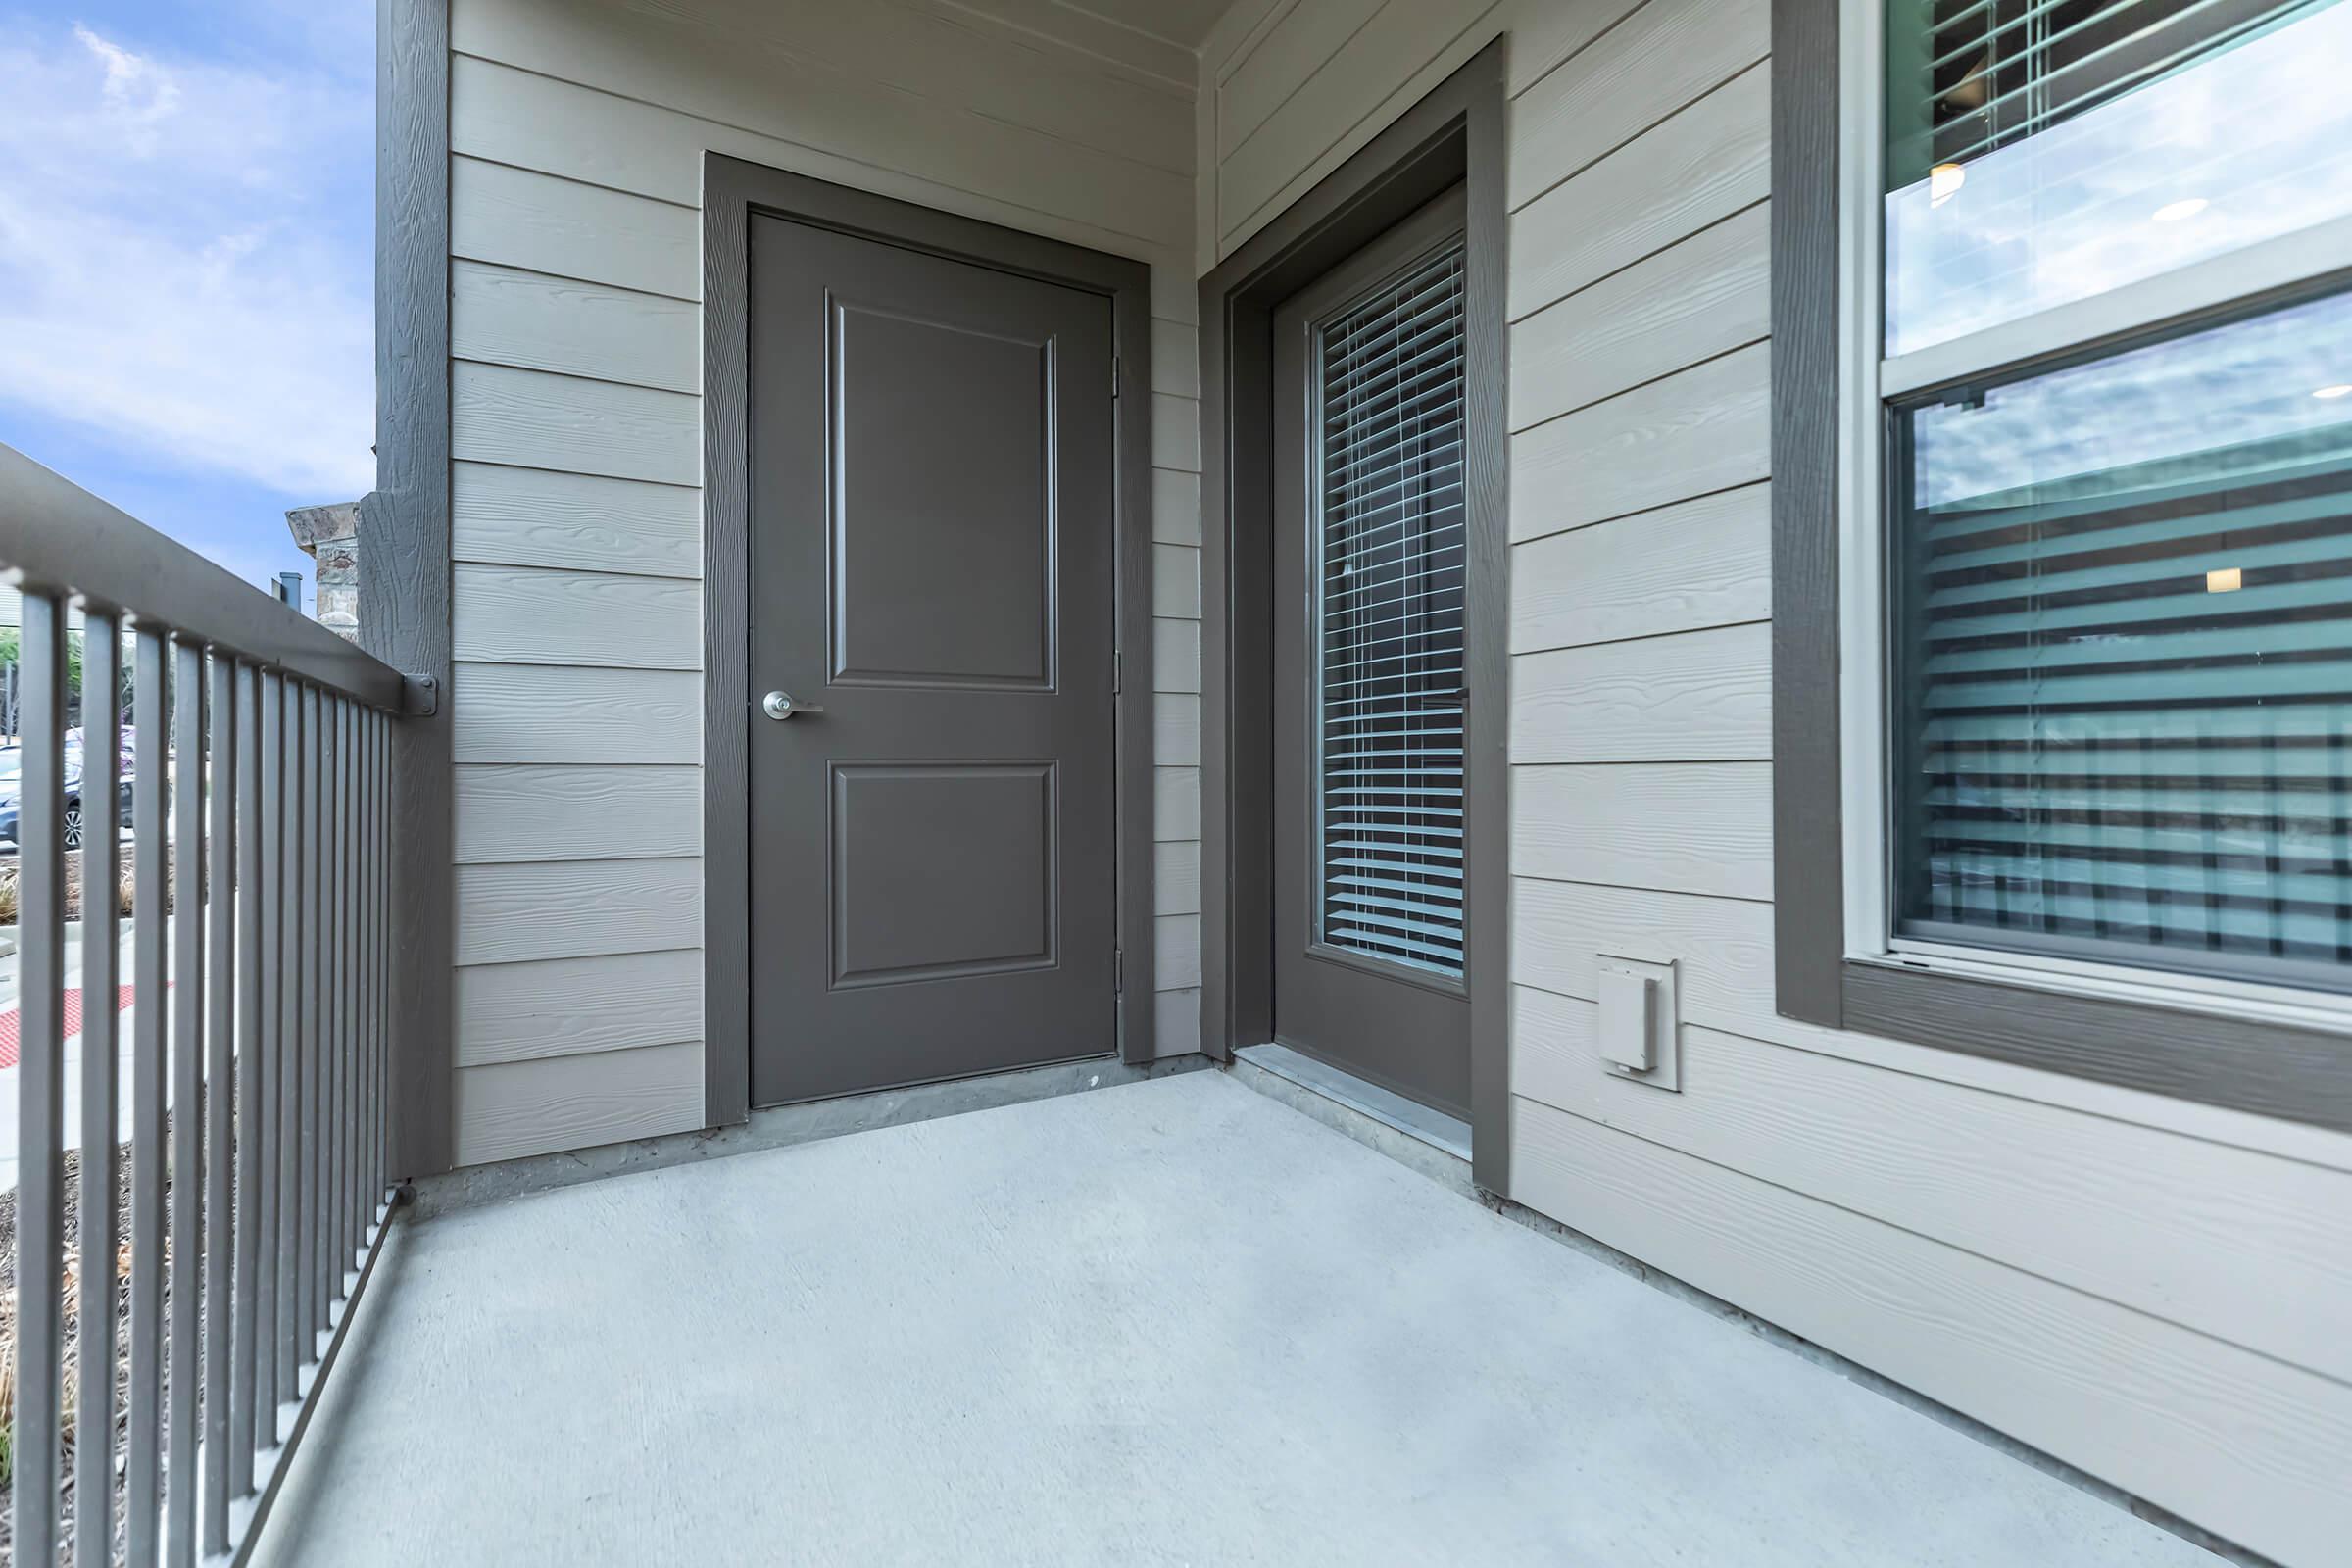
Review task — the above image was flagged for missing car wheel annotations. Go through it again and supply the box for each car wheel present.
[63,798,85,851]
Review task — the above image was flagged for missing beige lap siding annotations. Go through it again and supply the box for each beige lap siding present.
[1198,2,2352,1564]
[445,0,1203,1167]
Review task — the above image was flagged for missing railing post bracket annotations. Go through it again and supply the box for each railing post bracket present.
[401,673,440,717]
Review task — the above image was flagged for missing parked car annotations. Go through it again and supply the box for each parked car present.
[0,744,138,850]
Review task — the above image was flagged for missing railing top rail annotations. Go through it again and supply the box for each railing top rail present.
[0,440,406,710]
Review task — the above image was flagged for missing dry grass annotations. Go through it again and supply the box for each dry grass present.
[0,847,173,927]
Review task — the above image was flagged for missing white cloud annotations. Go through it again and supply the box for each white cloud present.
[0,22,374,500]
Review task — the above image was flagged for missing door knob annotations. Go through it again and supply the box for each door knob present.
[761,690,823,720]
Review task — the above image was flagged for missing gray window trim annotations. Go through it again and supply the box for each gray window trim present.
[1198,40,1511,1194]
[1769,0,2352,1134]
[372,0,456,1177]
[700,154,1159,1128]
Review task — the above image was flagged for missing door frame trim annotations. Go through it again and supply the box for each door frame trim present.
[1197,41,1510,1194]
[700,154,1158,1126]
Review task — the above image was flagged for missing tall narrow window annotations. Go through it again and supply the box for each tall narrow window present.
[1313,241,1468,976]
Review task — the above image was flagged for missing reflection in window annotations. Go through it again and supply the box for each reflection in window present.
[1883,0,2352,354]
[1890,289,2352,986]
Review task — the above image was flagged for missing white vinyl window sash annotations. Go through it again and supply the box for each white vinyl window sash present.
[1836,0,2352,1031]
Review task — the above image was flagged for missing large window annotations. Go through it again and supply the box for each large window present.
[1846,0,2352,1006]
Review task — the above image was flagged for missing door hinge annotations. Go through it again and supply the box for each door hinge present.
[1115,947,1124,995]
[1112,354,1122,399]
[1113,649,1122,695]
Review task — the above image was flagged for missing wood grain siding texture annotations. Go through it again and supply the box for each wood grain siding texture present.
[448,0,1204,1162]
[452,155,703,301]
[1202,2,2352,1556]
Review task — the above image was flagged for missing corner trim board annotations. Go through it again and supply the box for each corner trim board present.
[372,0,456,1177]
[1197,40,1513,1196]
[700,155,1159,1126]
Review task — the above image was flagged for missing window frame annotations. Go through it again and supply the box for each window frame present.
[1767,0,2352,1132]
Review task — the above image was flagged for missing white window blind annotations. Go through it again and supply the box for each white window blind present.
[1313,241,1468,976]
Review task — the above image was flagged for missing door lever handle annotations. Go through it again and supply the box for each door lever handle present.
[761,690,824,720]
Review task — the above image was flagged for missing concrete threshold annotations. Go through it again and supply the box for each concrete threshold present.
[414,1050,1212,1218]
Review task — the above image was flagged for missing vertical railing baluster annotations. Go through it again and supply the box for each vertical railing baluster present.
[76,609,124,1568]
[203,651,236,1550]
[332,697,353,1282]
[167,637,207,1567]
[254,669,284,1438]
[318,695,338,1312]
[233,660,266,1492]
[129,622,169,1564]
[368,707,385,1209]
[276,681,305,1397]
[302,682,324,1350]
[12,592,68,1564]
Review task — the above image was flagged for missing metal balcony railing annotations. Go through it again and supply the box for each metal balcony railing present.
[0,441,411,1565]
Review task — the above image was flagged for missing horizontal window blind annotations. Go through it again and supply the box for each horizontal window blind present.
[1314,241,1468,977]
[1892,291,2352,985]
[1886,0,2327,186]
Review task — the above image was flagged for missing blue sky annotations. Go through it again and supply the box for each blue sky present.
[0,1,375,611]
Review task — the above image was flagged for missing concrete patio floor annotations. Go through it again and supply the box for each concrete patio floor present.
[253,1069,2210,1566]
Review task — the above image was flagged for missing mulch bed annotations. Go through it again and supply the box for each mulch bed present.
[0,1129,181,1568]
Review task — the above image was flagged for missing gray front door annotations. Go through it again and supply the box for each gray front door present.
[748,215,1118,1106]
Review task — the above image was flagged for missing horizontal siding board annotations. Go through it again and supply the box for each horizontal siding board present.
[1218,0,1386,158]
[1510,621,1771,763]
[1506,0,1769,210]
[1510,341,1770,541]
[1154,840,1201,915]
[1510,204,1770,431]
[456,858,705,965]
[1510,483,1770,653]
[1511,762,1772,899]
[1509,858,2352,1172]
[1506,62,1769,319]
[1504,0,1651,94]
[1152,542,1202,618]
[941,0,1199,91]
[1153,986,1201,1056]
[456,0,1194,185]
[452,564,702,669]
[1220,0,1495,237]
[1150,262,1199,327]
[452,259,701,392]
[1150,318,1200,397]
[456,763,703,863]
[1152,616,1201,692]
[452,663,701,764]
[449,28,1184,252]
[1508,1099,2352,1568]
[455,1040,704,1165]
[453,155,703,300]
[453,461,703,579]
[1152,466,1202,545]
[1154,693,1202,766]
[1154,766,1200,841]
[456,949,704,1067]
[1152,392,1202,471]
[1511,987,2352,1386]
[1155,912,1203,989]
[451,361,700,486]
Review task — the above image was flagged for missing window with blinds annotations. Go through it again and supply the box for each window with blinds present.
[1890,286,2352,987]
[1886,0,2319,186]
[1311,241,1467,977]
